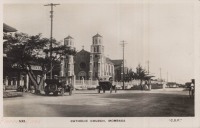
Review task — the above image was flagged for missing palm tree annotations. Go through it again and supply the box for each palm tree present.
[133,64,147,90]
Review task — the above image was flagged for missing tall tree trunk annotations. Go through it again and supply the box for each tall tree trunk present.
[26,65,47,94]
[27,71,39,93]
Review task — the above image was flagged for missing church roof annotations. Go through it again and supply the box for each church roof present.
[64,35,73,39]
[93,33,102,38]
[111,59,123,66]
[3,23,17,32]
[77,49,90,54]
[106,57,114,64]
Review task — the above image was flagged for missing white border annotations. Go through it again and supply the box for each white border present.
[1,0,200,128]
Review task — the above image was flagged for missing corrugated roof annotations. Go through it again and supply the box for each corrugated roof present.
[3,23,17,32]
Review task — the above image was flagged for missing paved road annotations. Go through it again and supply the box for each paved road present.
[3,88,194,117]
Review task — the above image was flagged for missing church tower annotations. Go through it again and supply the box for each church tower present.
[89,33,105,80]
[60,35,75,83]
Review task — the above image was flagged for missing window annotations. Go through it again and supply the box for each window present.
[95,39,98,44]
[99,46,101,53]
[90,63,92,70]
[80,62,86,69]
[97,46,99,53]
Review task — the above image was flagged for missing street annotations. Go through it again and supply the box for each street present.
[3,88,194,117]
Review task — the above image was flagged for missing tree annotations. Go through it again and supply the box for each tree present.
[126,68,134,82]
[4,32,76,94]
[133,64,147,90]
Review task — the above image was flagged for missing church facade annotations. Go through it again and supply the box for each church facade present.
[74,33,127,81]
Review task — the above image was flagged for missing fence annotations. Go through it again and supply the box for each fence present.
[74,79,143,90]
[74,80,98,90]
[74,79,164,90]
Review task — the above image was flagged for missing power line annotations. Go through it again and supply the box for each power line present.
[44,3,60,79]
[120,40,127,90]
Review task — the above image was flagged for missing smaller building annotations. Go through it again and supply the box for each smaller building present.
[111,60,128,82]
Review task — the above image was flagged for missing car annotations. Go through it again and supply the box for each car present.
[44,78,73,96]
[97,76,117,93]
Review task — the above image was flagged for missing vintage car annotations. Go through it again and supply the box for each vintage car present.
[44,78,73,96]
[97,76,117,93]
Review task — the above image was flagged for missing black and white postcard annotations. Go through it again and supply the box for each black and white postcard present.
[1,0,200,128]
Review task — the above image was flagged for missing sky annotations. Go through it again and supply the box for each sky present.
[3,0,197,84]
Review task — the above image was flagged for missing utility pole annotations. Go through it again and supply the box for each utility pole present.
[44,3,60,79]
[120,40,127,90]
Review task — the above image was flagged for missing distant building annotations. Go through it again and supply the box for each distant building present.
[111,60,128,82]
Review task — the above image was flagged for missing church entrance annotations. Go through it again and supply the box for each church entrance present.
[78,71,87,80]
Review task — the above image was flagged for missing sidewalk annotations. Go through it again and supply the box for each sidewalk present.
[3,90,23,98]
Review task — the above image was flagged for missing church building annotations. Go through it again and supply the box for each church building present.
[74,33,126,81]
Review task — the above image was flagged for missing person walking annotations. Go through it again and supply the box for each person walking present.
[189,82,195,98]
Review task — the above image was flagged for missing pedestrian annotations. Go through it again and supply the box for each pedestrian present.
[189,82,195,98]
